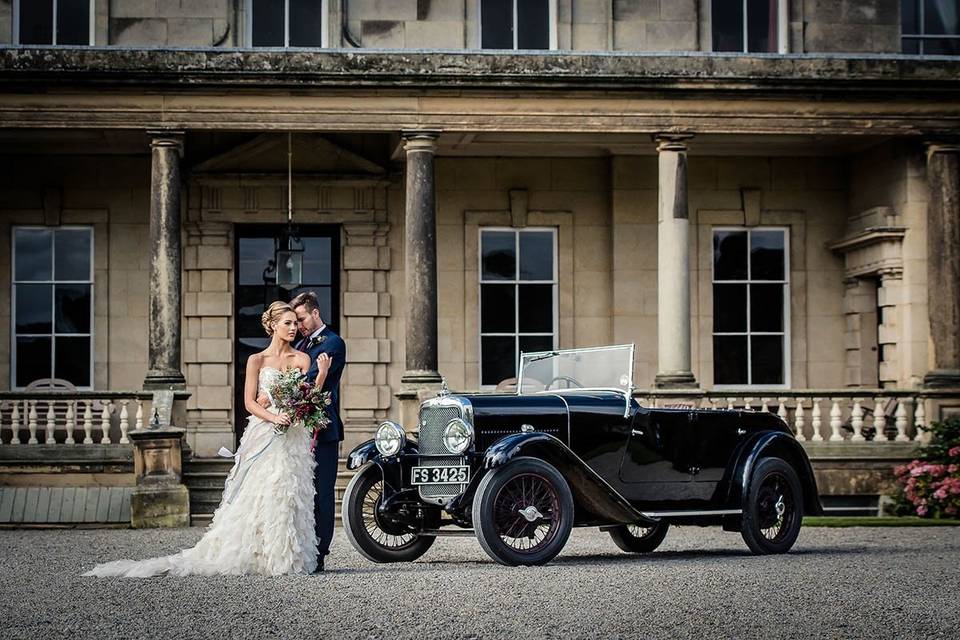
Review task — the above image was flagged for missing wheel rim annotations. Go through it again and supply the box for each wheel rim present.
[627,525,655,539]
[492,472,562,554]
[756,471,796,543]
[360,478,418,549]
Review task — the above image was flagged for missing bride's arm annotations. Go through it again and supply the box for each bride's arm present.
[244,355,288,426]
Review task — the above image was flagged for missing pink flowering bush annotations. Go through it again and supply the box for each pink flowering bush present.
[892,416,960,519]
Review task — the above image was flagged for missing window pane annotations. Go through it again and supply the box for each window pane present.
[481,284,516,333]
[301,237,332,284]
[54,228,92,280]
[519,231,553,280]
[746,0,776,52]
[714,335,748,385]
[750,284,783,332]
[518,284,553,333]
[481,231,516,280]
[520,335,553,357]
[16,337,51,387]
[482,336,516,386]
[924,38,960,55]
[711,0,743,51]
[751,335,783,385]
[750,230,785,280]
[55,284,91,333]
[15,228,52,281]
[238,238,276,286]
[713,283,747,332]
[252,0,285,46]
[481,0,513,48]
[713,230,747,280]
[16,284,53,334]
[57,0,90,45]
[517,0,549,49]
[19,0,54,44]
[902,37,921,54]
[902,0,919,34]
[55,336,90,387]
[924,0,960,35]
[236,287,272,338]
[290,0,324,46]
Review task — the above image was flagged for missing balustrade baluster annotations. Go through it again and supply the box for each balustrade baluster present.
[744,398,753,411]
[119,401,130,444]
[794,399,806,441]
[27,401,38,444]
[82,401,94,444]
[99,403,112,444]
[708,398,718,410]
[10,403,21,445]
[726,398,735,410]
[851,400,865,442]
[777,398,788,424]
[811,398,823,442]
[873,397,889,442]
[135,401,144,431]
[894,400,909,443]
[760,398,770,413]
[45,401,57,444]
[64,402,76,445]
[913,399,927,442]
[829,399,843,441]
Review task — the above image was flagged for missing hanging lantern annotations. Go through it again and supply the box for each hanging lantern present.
[275,132,303,290]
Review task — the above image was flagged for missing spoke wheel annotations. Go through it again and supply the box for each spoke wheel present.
[608,521,669,553]
[342,464,435,563]
[473,457,574,566]
[741,457,803,555]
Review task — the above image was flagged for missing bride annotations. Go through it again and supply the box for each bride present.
[83,301,331,577]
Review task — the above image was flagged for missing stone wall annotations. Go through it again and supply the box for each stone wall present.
[108,0,232,46]
[802,0,900,53]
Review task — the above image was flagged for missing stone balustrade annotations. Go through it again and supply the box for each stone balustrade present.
[635,389,945,444]
[0,392,152,446]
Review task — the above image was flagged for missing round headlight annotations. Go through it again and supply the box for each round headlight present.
[375,421,406,457]
[443,418,474,455]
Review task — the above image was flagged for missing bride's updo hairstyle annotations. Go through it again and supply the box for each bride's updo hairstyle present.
[261,301,295,336]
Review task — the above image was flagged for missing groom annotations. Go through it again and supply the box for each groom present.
[289,290,346,573]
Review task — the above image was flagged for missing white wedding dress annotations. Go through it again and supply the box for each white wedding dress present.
[83,367,318,577]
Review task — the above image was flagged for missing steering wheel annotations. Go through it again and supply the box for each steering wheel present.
[545,375,584,390]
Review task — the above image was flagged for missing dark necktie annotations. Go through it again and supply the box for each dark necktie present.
[297,336,309,352]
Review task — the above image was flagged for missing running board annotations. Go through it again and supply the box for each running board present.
[423,528,476,537]
[644,509,742,518]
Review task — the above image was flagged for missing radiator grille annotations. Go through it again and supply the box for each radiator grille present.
[417,404,466,503]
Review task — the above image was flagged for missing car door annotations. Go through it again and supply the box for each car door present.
[617,410,705,502]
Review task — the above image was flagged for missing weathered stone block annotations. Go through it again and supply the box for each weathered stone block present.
[156,0,229,19]
[347,270,376,292]
[201,316,229,338]
[109,0,159,19]
[645,21,696,51]
[201,269,229,292]
[344,245,380,269]
[659,0,696,22]
[197,292,232,316]
[131,484,190,528]
[196,385,232,409]
[614,0,659,21]
[200,363,229,386]
[166,18,214,46]
[404,20,463,48]
[347,316,376,338]
[197,338,232,363]
[343,292,381,316]
[110,18,168,45]
[361,20,405,47]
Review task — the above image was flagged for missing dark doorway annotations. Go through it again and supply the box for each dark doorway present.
[233,224,340,443]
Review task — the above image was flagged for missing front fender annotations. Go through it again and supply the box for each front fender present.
[483,433,657,527]
[729,432,823,516]
[346,439,420,470]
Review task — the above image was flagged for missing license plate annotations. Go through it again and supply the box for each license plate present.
[411,465,470,485]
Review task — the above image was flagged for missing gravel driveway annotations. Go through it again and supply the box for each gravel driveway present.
[1,525,957,639]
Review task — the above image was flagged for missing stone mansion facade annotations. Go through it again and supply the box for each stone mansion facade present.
[0,0,959,522]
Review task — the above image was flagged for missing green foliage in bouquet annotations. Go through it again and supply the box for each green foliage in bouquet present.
[891,416,960,519]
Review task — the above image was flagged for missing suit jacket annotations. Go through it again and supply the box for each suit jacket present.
[298,326,346,443]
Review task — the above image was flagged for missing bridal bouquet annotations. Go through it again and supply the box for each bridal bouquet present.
[268,368,333,441]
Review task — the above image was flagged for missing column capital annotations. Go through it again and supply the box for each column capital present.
[147,130,185,155]
[653,133,693,152]
[402,129,441,154]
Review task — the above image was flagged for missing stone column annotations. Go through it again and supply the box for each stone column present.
[144,131,187,389]
[401,130,442,385]
[654,134,697,388]
[924,142,960,388]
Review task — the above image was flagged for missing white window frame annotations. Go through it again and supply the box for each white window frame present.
[478,0,558,50]
[902,0,960,55]
[11,226,95,391]
[12,0,95,46]
[711,226,790,389]
[713,0,788,54]
[478,227,558,389]
[245,0,330,47]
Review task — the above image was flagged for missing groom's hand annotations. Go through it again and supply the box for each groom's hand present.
[256,394,270,408]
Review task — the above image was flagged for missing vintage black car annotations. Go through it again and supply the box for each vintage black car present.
[342,345,822,566]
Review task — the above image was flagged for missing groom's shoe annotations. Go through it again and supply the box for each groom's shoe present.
[312,557,325,574]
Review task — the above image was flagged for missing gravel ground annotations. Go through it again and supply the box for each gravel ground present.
[1,525,957,640]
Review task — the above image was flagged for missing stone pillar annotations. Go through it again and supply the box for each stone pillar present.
[401,130,442,385]
[924,142,960,388]
[144,131,186,389]
[654,134,697,388]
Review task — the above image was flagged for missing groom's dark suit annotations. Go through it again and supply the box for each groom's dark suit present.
[297,325,345,562]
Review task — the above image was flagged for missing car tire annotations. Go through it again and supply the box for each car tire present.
[342,463,436,563]
[608,521,669,553]
[740,457,803,555]
[472,457,574,566]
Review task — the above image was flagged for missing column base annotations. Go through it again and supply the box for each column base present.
[654,372,698,389]
[143,370,186,390]
[923,369,960,388]
[400,370,443,385]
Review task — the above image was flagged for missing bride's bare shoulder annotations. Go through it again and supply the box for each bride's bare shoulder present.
[294,350,310,372]
[246,352,266,369]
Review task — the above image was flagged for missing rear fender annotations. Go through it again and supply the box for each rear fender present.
[729,432,823,515]
[484,432,657,526]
